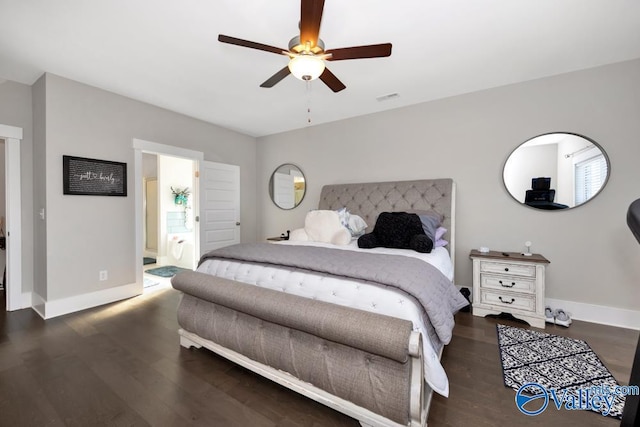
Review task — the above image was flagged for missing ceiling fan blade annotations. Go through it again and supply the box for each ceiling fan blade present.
[300,0,325,49]
[326,43,392,61]
[260,66,291,88]
[218,34,286,55]
[319,67,346,93]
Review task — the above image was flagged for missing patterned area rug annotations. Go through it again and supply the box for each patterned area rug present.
[496,324,626,419]
[145,265,190,278]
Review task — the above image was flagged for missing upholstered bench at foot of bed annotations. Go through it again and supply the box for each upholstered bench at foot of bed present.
[172,271,428,427]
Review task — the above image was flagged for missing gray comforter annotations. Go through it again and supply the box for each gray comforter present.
[200,243,468,344]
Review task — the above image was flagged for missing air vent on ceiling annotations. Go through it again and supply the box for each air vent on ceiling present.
[376,93,399,102]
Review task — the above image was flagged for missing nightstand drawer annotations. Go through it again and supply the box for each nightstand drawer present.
[480,290,536,312]
[480,261,536,278]
[480,274,535,293]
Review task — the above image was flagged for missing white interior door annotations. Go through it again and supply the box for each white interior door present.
[199,161,240,255]
[273,172,295,209]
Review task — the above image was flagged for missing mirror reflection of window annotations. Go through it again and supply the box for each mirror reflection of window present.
[572,148,608,205]
[503,133,610,210]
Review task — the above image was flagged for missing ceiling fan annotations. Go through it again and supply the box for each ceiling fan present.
[218,0,392,93]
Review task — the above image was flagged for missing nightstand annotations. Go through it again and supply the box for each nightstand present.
[470,250,549,328]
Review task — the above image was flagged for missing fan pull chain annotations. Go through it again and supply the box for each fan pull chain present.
[306,80,312,124]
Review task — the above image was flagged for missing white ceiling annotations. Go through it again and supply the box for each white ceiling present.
[1,0,639,137]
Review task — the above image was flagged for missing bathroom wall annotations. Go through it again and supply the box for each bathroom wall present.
[158,154,195,269]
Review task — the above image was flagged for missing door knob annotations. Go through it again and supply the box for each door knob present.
[236,222,241,226]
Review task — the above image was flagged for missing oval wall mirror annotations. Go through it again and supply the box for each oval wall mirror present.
[503,132,610,210]
[269,163,306,210]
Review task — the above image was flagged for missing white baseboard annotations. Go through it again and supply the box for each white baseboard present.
[457,285,639,331]
[31,291,46,319]
[19,292,32,309]
[546,298,640,331]
[39,282,142,319]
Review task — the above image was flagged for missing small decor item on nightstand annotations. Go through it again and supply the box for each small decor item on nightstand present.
[280,230,290,240]
[522,241,533,256]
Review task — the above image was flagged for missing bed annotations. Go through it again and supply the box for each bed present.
[171,178,467,426]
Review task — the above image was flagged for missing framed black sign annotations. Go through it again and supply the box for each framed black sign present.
[63,155,127,196]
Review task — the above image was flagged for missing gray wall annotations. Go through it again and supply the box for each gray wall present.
[39,73,257,301]
[257,59,640,312]
[0,79,35,297]
[32,76,47,301]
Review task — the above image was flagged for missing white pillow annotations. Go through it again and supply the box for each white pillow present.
[289,210,351,246]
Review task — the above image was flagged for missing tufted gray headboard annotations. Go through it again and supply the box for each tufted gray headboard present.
[318,178,456,272]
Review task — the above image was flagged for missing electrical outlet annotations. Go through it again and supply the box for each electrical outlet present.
[99,270,108,281]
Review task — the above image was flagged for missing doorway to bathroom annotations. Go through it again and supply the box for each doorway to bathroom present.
[141,152,196,290]
[134,138,241,293]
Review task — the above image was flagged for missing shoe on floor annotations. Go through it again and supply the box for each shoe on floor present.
[554,309,572,327]
[545,306,555,324]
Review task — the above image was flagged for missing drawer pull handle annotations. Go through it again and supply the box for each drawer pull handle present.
[499,296,515,304]
[504,267,509,272]
[499,280,515,288]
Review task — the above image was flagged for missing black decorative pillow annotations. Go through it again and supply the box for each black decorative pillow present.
[357,212,433,253]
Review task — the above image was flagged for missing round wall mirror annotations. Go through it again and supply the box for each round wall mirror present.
[269,163,306,210]
[503,132,610,210]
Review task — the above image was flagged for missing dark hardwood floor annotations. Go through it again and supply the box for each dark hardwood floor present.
[0,287,637,426]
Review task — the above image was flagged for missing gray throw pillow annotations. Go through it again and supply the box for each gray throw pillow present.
[417,213,441,242]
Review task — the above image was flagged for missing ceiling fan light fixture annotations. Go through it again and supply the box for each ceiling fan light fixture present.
[218,1,392,92]
[288,54,325,81]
